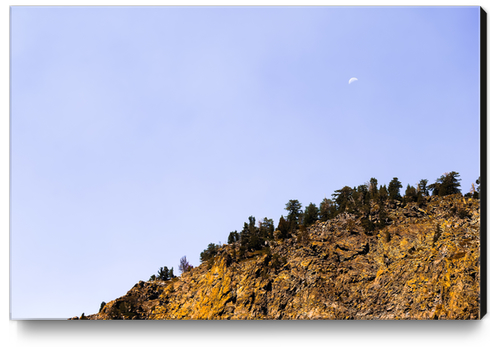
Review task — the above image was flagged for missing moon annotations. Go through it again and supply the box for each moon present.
[349,77,358,84]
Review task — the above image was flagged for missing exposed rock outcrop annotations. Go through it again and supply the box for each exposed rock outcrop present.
[71,195,481,320]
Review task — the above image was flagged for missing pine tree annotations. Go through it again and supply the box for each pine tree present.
[277,215,289,239]
[416,191,425,206]
[474,177,480,199]
[259,218,274,240]
[445,171,461,195]
[428,172,461,197]
[240,220,250,251]
[388,177,403,201]
[404,184,417,203]
[247,216,261,250]
[357,184,369,207]
[303,202,319,227]
[228,230,237,244]
[157,267,164,280]
[417,179,429,196]
[157,266,170,280]
[228,231,237,245]
[379,185,388,203]
[285,200,302,234]
[319,198,335,221]
[332,186,353,212]
[200,243,219,262]
[369,178,379,199]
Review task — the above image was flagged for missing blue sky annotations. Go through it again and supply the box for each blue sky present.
[10,6,480,319]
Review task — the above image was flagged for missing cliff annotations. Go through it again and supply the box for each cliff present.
[72,194,481,320]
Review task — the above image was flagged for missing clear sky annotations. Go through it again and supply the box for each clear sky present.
[10,6,480,319]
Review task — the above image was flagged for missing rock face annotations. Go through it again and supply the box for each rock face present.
[72,195,481,320]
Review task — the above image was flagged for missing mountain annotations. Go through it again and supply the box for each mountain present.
[71,194,481,320]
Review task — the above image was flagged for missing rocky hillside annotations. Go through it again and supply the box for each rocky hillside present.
[71,194,481,320]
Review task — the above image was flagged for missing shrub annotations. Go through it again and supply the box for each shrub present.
[179,256,193,274]
[200,243,219,263]
[157,266,170,281]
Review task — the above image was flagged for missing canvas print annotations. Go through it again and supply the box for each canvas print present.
[10,6,484,320]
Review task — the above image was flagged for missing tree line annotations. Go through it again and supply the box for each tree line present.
[202,172,480,261]
[151,172,479,276]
